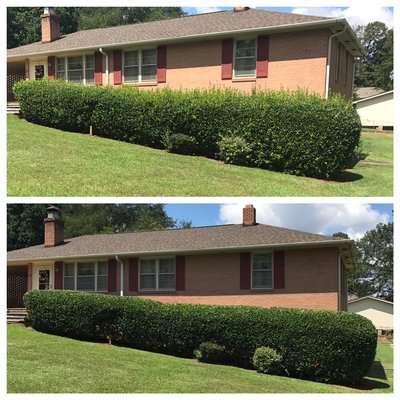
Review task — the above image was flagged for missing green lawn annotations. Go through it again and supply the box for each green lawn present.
[7,116,393,196]
[6,324,393,393]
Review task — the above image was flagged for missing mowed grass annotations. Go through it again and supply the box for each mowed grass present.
[6,324,392,393]
[7,116,393,196]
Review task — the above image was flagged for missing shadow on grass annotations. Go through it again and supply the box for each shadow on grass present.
[330,170,364,183]
[347,362,391,391]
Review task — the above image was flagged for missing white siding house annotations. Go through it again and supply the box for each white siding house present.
[348,296,393,332]
[353,90,393,129]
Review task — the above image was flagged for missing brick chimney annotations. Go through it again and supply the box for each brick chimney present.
[234,6,250,13]
[243,204,256,226]
[41,7,60,43]
[44,206,64,247]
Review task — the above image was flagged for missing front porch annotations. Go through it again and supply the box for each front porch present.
[7,61,26,102]
[7,265,30,309]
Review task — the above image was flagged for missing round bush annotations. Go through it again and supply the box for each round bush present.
[166,133,198,155]
[24,290,376,385]
[194,342,229,364]
[217,135,252,166]
[253,346,283,375]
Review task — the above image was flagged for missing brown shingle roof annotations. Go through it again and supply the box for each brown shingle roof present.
[8,8,333,57]
[7,223,349,262]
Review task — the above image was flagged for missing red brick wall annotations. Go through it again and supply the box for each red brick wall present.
[123,247,340,310]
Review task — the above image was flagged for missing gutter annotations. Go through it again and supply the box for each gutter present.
[99,47,109,85]
[7,238,354,265]
[325,26,347,99]
[115,255,124,296]
[7,17,364,61]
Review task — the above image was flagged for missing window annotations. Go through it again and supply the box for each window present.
[63,261,108,292]
[56,57,66,79]
[234,39,256,78]
[85,55,95,84]
[123,48,157,83]
[55,54,94,84]
[68,56,84,83]
[252,253,273,289]
[139,257,175,291]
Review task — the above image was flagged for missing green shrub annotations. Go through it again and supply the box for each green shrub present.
[166,133,198,155]
[24,290,376,385]
[14,80,362,179]
[253,346,283,375]
[217,135,252,166]
[194,342,229,364]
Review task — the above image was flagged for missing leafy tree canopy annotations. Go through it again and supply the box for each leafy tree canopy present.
[353,21,393,92]
[7,7,186,49]
[7,204,191,251]
[348,222,393,301]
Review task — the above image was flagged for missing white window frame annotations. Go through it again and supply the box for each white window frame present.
[123,47,157,84]
[251,252,274,290]
[139,257,176,291]
[233,37,257,79]
[55,54,95,85]
[63,260,108,292]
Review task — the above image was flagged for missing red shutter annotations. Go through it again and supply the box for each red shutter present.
[157,45,167,83]
[94,51,103,85]
[54,261,63,289]
[240,252,251,289]
[274,250,285,289]
[108,258,117,292]
[128,258,138,291]
[48,56,56,80]
[256,35,269,78]
[176,256,185,291]
[221,38,233,79]
[113,50,122,85]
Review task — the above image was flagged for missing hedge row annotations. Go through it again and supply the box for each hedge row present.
[24,290,377,385]
[14,80,362,179]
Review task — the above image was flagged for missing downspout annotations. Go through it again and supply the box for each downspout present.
[115,255,124,296]
[99,47,109,85]
[325,26,347,99]
[338,248,353,310]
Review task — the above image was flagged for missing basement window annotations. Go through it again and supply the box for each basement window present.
[63,261,108,292]
[139,257,175,291]
[234,38,256,78]
[251,253,273,289]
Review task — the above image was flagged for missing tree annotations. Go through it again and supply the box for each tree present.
[353,21,393,91]
[7,204,190,251]
[348,222,393,301]
[7,7,186,48]
[332,232,350,239]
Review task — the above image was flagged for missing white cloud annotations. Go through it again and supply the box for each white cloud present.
[192,7,224,15]
[219,203,390,240]
[291,6,393,28]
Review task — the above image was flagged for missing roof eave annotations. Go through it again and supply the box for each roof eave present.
[7,238,353,265]
[7,17,364,60]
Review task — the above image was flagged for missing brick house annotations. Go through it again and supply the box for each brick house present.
[7,7,364,101]
[7,205,355,312]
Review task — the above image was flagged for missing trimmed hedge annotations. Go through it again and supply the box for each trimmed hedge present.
[24,290,376,385]
[14,80,361,179]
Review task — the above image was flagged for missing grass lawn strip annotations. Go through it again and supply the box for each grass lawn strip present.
[7,116,393,197]
[7,324,392,393]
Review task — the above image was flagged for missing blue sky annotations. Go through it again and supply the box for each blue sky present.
[165,203,393,239]
[182,6,393,28]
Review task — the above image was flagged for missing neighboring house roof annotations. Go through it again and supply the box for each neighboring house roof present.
[7,223,353,263]
[353,90,393,105]
[355,87,385,100]
[7,8,364,59]
[348,296,393,305]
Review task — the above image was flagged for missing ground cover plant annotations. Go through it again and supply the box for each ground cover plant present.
[24,290,377,385]
[7,116,392,197]
[14,80,361,179]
